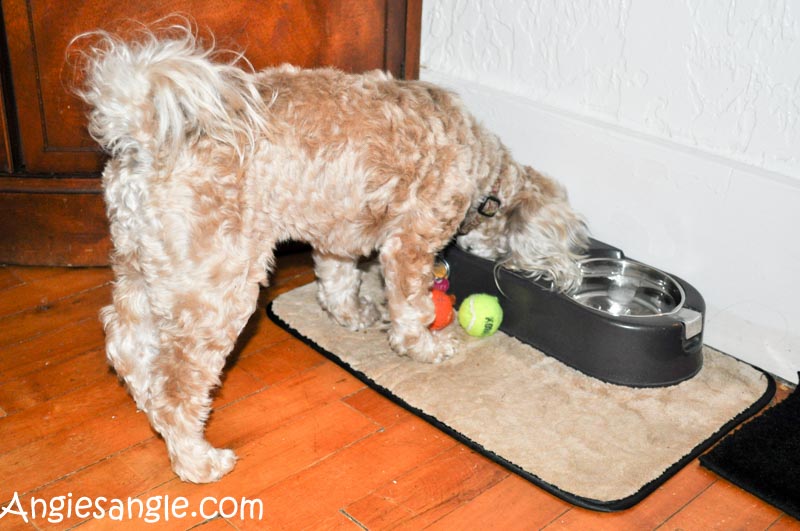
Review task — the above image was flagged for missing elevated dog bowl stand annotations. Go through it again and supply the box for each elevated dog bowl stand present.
[441,240,705,387]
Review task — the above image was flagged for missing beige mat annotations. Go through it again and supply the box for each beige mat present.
[268,269,774,511]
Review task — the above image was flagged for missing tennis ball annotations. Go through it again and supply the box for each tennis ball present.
[458,294,503,337]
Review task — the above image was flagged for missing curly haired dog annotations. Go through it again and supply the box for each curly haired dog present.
[75,25,588,483]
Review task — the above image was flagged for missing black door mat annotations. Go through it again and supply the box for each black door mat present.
[700,375,800,519]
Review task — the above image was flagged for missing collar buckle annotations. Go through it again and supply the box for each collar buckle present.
[477,195,501,217]
[458,195,502,235]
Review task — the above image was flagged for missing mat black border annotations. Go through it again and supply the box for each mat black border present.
[266,302,776,512]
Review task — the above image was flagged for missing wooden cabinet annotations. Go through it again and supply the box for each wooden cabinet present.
[0,0,422,265]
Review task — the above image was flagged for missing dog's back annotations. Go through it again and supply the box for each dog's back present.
[237,64,480,253]
[75,26,481,252]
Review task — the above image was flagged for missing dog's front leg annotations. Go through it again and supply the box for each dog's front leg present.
[313,251,381,330]
[379,234,456,364]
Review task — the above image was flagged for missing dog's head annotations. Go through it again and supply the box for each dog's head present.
[456,167,589,292]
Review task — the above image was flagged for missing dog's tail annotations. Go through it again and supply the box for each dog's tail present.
[71,22,269,164]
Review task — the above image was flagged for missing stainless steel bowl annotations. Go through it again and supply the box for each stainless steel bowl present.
[571,258,685,317]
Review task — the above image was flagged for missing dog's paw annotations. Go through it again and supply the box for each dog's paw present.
[173,446,237,484]
[392,328,457,364]
[427,333,457,364]
[323,297,381,331]
[341,298,381,331]
[356,298,382,329]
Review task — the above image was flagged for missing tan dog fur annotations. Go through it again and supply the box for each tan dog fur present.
[75,24,588,483]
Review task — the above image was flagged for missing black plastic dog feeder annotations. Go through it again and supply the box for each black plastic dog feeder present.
[441,240,705,387]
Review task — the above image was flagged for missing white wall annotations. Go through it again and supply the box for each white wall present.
[421,1,800,383]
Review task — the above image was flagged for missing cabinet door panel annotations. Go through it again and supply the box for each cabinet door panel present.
[3,0,410,174]
[0,178,110,265]
[0,0,420,265]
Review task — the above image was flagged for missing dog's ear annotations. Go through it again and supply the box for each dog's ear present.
[504,169,589,292]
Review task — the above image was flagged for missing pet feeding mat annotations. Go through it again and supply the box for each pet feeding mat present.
[700,376,800,519]
[268,268,774,511]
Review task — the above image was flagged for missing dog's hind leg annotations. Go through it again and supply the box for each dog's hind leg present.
[142,265,261,483]
[379,233,456,364]
[102,262,160,413]
[313,251,382,331]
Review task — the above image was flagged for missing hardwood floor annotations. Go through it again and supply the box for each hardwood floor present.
[0,253,797,530]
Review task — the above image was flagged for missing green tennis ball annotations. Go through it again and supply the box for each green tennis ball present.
[458,294,503,337]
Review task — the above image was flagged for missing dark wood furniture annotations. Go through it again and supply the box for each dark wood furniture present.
[0,0,422,265]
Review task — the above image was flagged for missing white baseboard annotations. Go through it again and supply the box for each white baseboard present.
[422,70,800,384]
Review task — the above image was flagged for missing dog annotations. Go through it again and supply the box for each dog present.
[74,24,589,483]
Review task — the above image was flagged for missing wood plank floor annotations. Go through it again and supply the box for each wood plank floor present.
[0,253,797,530]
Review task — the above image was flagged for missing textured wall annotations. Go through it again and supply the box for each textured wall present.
[420,1,800,382]
[422,0,800,179]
